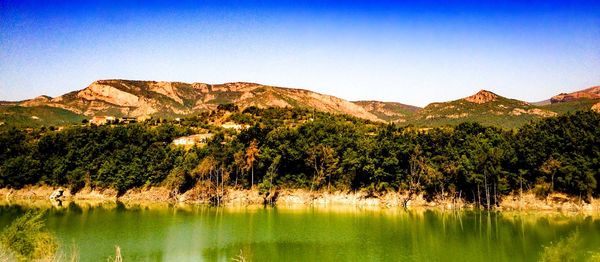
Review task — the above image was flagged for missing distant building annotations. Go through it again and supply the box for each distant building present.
[221,122,248,130]
[172,134,214,146]
[119,117,137,124]
[137,115,151,122]
[90,116,115,125]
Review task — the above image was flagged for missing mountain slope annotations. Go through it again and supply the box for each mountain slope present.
[551,86,600,103]
[540,99,600,114]
[0,105,85,130]
[409,90,558,128]
[10,80,382,122]
[352,101,420,123]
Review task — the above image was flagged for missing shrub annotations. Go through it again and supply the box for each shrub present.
[0,211,57,261]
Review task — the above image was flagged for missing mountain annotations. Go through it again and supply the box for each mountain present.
[3,80,599,130]
[409,90,558,128]
[550,86,600,103]
[532,85,600,115]
[352,101,420,123]
[3,79,382,123]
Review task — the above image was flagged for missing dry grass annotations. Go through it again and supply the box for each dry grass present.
[232,249,248,262]
[106,245,122,262]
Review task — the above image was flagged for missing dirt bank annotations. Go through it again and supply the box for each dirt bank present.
[1,186,599,212]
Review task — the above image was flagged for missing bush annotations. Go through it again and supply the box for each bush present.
[0,211,57,261]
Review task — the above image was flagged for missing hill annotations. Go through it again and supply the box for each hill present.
[408,90,558,128]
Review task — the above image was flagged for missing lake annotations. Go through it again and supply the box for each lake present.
[0,201,599,261]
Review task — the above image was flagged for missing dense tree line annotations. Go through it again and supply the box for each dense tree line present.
[0,108,598,207]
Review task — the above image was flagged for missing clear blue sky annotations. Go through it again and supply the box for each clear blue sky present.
[1,0,599,106]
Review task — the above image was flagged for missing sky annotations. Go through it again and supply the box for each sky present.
[1,0,599,107]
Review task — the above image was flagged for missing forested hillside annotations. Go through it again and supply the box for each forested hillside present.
[0,107,598,208]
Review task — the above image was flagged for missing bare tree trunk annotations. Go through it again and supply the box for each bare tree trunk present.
[493,181,497,207]
[519,173,523,208]
[484,173,490,209]
[216,168,220,205]
[477,184,481,209]
[234,167,239,188]
[310,161,318,193]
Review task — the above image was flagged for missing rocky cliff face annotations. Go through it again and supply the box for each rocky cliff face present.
[77,82,140,107]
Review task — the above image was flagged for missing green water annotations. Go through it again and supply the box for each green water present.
[1,202,599,261]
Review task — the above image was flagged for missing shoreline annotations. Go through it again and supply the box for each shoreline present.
[1,186,599,213]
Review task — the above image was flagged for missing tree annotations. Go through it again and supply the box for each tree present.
[306,145,339,192]
[404,147,425,207]
[245,140,259,188]
[233,150,246,187]
[540,157,561,192]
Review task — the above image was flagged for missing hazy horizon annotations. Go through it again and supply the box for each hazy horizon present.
[1,0,599,107]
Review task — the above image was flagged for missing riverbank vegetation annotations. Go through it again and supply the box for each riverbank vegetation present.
[0,210,123,262]
[0,211,57,261]
[0,107,598,208]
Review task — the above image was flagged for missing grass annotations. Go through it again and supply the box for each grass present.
[540,99,599,114]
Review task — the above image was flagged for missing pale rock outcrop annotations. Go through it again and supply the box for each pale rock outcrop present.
[465,90,499,104]
[77,82,139,107]
[510,108,557,117]
[49,188,64,200]
[191,83,210,93]
[592,102,600,113]
[129,98,159,117]
[149,82,184,105]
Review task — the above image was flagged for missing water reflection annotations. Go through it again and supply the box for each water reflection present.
[0,201,599,261]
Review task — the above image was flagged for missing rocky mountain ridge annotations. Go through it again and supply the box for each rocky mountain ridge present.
[2,80,599,129]
[13,80,382,121]
[551,86,600,103]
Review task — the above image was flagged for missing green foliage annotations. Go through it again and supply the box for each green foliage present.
[541,99,599,114]
[0,105,85,130]
[217,103,239,112]
[0,211,57,261]
[0,107,599,206]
